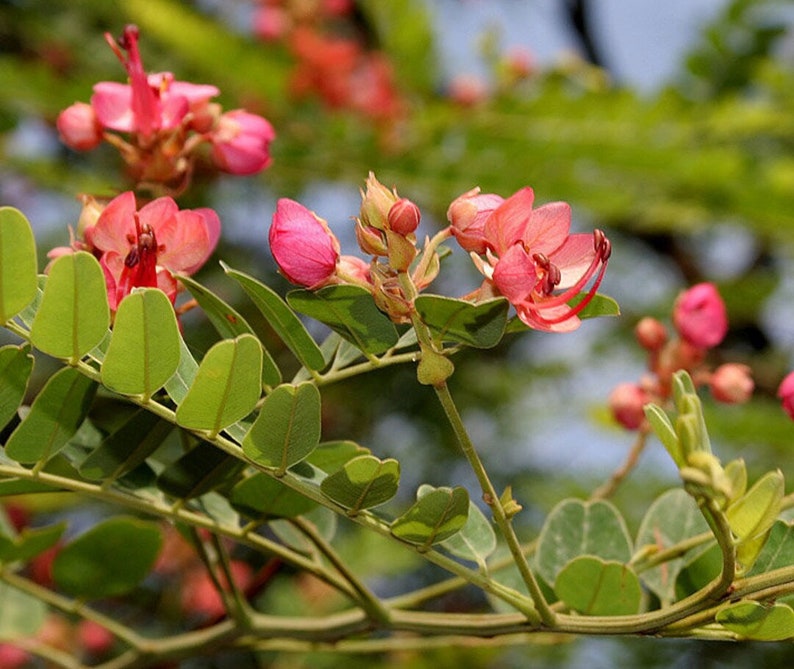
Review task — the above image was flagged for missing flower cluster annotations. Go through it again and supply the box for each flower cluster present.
[48,191,220,312]
[609,283,754,430]
[57,25,275,194]
[252,1,404,124]
[269,174,610,330]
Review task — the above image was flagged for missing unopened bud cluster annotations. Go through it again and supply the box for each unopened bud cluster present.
[609,283,754,430]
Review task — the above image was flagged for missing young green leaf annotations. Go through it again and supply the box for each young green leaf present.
[555,556,642,616]
[4,366,97,464]
[0,344,33,431]
[179,273,281,388]
[391,485,469,550]
[287,284,398,356]
[101,288,181,399]
[30,252,109,362]
[0,206,37,324]
[320,454,400,514]
[52,517,162,599]
[175,334,263,435]
[242,382,321,475]
[223,263,326,371]
[435,490,497,568]
[716,600,794,641]
[726,469,784,543]
[535,498,633,588]
[414,295,509,349]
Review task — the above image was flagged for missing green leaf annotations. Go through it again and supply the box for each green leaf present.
[223,263,326,371]
[157,440,245,500]
[675,542,721,600]
[748,521,794,576]
[79,409,173,481]
[414,295,509,348]
[644,404,683,467]
[287,285,398,356]
[101,288,180,399]
[716,600,794,641]
[0,206,37,323]
[726,469,784,543]
[555,556,642,616]
[320,455,400,514]
[506,293,621,333]
[0,344,33,431]
[29,252,109,362]
[306,440,371,473]
[52,516,162,599]
[164,329,199,405]
[230,472,318,519]
[176,334,263,435]
[434,488,497,568]
[634,489,711,602]
[242,382,321,475]
[180,274,281,387]
[391,485,469,550]
[5,366,97,464]
[535,498,633,588]
[0,582,47,640]
[0,522,65,563]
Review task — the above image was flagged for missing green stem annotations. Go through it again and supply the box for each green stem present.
[290,516,391,624]
[432,381,555,626]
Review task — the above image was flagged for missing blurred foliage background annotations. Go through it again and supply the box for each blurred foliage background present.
[4,0,794,666]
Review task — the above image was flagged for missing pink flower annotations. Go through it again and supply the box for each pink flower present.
[88,191,219,310]
[710,363,753,404]
[56,102,103,150]
[91,26,219,137]
[778,371,794,420]
[447,188,504,254]
[209,110,276,175]
[269,199,340,288]
[387,198,421,235]
[467,187,610,332]
[673,283,727,349]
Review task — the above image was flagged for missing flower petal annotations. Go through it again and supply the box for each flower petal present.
[484,187,534,255]
[522,201,571,255]
[89,191,138,255]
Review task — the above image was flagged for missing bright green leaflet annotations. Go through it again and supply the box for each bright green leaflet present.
[242,382,322,475]
[52,517,162,599]
[176,334,263,435]
[535,498,633,588]
[101,288,181,399]
[287,284,398,356]
[0,344,33,431]
[391,485,469,550]
[4,366,97,464]
[716,600,794,641]
[164,328,200,405]
[29,251,109,362]
[180,273,281,387]
[0,582,47,641]
[0,206,37,324]
[223,263,326,371]
[306,440,371,473]
[414,295,509,349]
[555,557,643,616]
[748,521,794,576]
[320,454,400,514]
[436,494,497,568]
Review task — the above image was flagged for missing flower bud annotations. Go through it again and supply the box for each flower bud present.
[56,102,103,151]
[778,371,794,420]
[359,172,397,231]
[355,221,388,256]
[673,283,728,349]
[387,198,421,235]
[337,255,371,285]
[76,194,106,240]
[210,110,275,175]
[269,199,340,288]
[710,363,754,404]
[447,188,503,254]
[608,382,649,430]
[635,317,667,351]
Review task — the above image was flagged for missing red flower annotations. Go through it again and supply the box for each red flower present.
[87,191,220,310]
[56,102,103,151]
[269,199,340,288]
[778,371,794,420]
[209,110,276,175]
